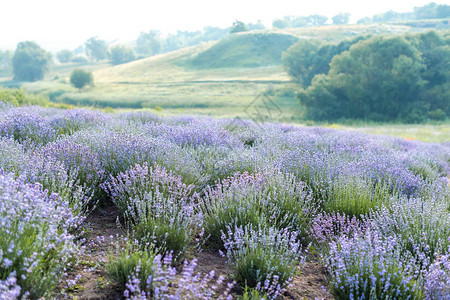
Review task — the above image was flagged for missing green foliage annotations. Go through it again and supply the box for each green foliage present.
[70,69,93,89]
[283,36,369,87]
[12,41,52,81]
[200,172,316,249]
[332,13,351,25]
[135,30,162,57]
[162,27,228,53]
[240,286,269,300]
[85,37,108,61]
[0,49,12,72]
[272,18,290,29]
[298,32,449,122]
[189,32,298,68]
[414,2,450,20]
[56,49,74,63]
[323,176,396,218]
[107,243,157,290]
[282,39,322,87]
[247,20,265,31]
[0,88,50,106]
[110,45,136,65]
[222,225,302,294]
[230,20,249,34]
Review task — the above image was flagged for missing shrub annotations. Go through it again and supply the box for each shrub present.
[0,88,50,107]
[221,225,303,298]
[200,171,316,248]
[325,231,422,299]
[424,252,450,299]
[122,253,234,299]
[323,176,396,218]
[369,198,450,262]
[107,242,157,291]
[103,163,198,259]
[0,174,80,298]
[70,68,93,89]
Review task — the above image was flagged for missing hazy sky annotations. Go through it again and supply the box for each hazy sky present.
[1,0,447,51]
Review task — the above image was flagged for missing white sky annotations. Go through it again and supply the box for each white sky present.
[0,0,447,51]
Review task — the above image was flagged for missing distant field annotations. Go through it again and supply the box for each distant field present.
[327,123,450,144]
[2,23,448,130]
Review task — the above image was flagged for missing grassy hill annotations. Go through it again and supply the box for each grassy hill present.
[185,32,299,68]
[4,23,445,121]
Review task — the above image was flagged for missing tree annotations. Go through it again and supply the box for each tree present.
[230,20,249,33]
[332,13,350,25]
[291,16,309,27]
[272,18,290,29]
[283,36,368,87]
[0,50,12,71]
[110,45,136,65]
[308,15,328,26]
[414,2,450,19]
[135,30,162,57]
[56,49,74,63]
[282,39,323,86]
[12,41,52,81]
[70,69,93,89]
[248,20,265,31]
[299,35,426,121]
[85,37,108,61]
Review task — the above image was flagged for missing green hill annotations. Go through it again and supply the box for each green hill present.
[186,32,299,68]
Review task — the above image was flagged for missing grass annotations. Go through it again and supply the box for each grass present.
[184,32,299,68]
[328,123,450,143]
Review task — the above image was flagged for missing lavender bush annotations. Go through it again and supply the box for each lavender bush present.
[221,225,303,299]
[0,174,81,298]
[1,103,449,298]
[325,230,423,299]
[104,163,199,259]
[424,251,450,299]
[122,252,234,300]
[200,171,316,248]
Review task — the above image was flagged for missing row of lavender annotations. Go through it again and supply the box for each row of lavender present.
[0,103,449,299]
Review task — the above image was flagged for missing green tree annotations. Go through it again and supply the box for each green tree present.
[283,36,369,87]
[248,20,265,30]
[70,68,93,89]
[291,16,309,27]
[408,31,450,119]
[12,41,52,82]
[282,39,323,87]
[135,30,162,57]
[332,13,350,24]
[299,35,427,121]
[272,18,290,29]
[308,14,328,26]
[414,2,450,19]
[0,50,12,72]
[56,49,74,63]
[85,37,108,61]
[230,20,249,34]
[110,45,136,65]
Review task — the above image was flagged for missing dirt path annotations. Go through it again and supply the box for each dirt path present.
[60,206,124,299]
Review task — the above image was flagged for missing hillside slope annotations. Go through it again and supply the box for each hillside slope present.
[186,32,299,68]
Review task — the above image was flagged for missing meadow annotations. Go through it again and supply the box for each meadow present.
[0,102,449,299]
[1,23,422,119]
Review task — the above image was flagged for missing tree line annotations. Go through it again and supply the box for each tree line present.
[283,31,450,122]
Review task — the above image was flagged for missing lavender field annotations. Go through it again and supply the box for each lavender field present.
[0,103,449,299]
